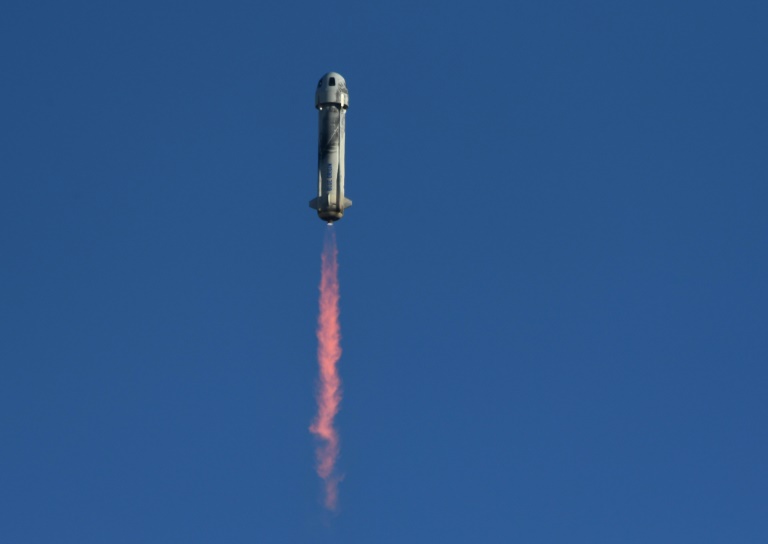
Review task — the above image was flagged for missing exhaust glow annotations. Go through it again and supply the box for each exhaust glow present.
[310,227,343,510]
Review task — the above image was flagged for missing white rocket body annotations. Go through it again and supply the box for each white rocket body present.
[309,72,352,223]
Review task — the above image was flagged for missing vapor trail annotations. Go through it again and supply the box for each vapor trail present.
[310,227,343,510]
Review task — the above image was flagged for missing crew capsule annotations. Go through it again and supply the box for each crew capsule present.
[309,72,352,223]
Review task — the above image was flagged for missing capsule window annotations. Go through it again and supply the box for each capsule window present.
[329,77,336,86]
[318,79,323,88]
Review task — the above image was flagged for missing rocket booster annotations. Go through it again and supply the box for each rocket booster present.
[310,72,352,223]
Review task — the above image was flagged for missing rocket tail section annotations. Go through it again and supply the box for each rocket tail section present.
[309,196,353,210]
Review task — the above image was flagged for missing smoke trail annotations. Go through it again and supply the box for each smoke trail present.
[310,227,343,510]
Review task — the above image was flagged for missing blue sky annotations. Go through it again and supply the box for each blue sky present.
[1,1,767,542]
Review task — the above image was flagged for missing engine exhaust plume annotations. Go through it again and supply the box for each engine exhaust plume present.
[310,227,343,510]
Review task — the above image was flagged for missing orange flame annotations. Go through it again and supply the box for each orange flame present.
[310,228,343,510]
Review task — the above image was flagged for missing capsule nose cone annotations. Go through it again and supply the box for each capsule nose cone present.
[315,71,349,109]
[321,71,345,85]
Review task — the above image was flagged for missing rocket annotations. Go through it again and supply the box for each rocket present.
[310,72,352,223]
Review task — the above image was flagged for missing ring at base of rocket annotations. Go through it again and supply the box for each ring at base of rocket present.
[309,197,352,222]
[318,209,344,222]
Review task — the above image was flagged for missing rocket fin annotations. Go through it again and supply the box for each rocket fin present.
[309,197,320,210]
[343,197,353,208]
